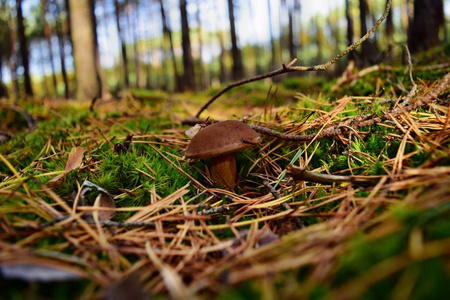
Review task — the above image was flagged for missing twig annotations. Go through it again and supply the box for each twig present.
[263,180,305,229]
[403,45,418,105]
[0,103,38,129]
[194,0,393,118]
[184,71,450,143]
[287,165,379,186]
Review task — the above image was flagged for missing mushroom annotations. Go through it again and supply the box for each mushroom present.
[185,120,260,190]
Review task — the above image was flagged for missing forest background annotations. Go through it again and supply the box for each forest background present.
[0,0,448,100]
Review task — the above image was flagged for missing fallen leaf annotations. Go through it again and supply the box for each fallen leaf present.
[94,191,116,221]
[80,180,116,221]
[65,147,85,172]
[48,147,85,188]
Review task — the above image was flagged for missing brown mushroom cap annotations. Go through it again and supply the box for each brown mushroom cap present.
[185,120,260,159]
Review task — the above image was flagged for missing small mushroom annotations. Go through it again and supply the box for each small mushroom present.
[185,120,260,190]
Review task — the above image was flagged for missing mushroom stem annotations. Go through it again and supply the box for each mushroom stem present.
[210,153,236,190]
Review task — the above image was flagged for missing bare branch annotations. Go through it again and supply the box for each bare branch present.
[263,180,305,228]
[287,165,378,186]
[194,0,393,118]
[184,70,450,143]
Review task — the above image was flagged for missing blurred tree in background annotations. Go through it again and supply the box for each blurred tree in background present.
[0,0,448,100]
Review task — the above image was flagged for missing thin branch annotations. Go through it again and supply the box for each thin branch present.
[263,180,305,228]
[184,71,450,142]
[403,45,418,105]
[194,0,393,118]
[195,58,298,118]
[287,165,379,186]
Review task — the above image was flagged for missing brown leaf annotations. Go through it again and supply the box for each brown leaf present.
[80,180,116,221]
[94,191,116,221]
[48,147,85,188]
[65,147,85,172]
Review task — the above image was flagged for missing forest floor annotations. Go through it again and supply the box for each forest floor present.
[1,45,450,299]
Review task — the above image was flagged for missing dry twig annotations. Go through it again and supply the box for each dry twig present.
[194,0,393,118]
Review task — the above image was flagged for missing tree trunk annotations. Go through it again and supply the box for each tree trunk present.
[196,0,207,90]
[69,0,101,100]
[63,0,73,53]
[54,0,70,99]
[359,0,379,65]
[125,0,140,88]
[42,0,58,95]
[359,0,369,64]
[408,0,444,53]
[0,1,9,97]
[248,0,262,74]
[227,0,243,80]
[279,0,287,63]
[315,17,324,64]
[114,0,129,89]
[214,1,226,82]
[159,0,181,91]
[17,0,33,96]
[384,0,394,60]
[179,0,195,91]
[0,57,7,98]
[38,41,50,96]
[8,9,20,99]
[345,0,355,61]
[288,9,295,60]
[132,0,141,88]
[267,0,277,70]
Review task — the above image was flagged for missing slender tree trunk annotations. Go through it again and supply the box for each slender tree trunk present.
[288,9,295,60]
[279,0,287,63]
[125,0,139,88]
[69,0,101,100]
[214,1,226,82]
[227,0,243,80]
[54,1,69,99]
[196,0,207,89]
[17,0,33,96]
[0,57,6,98]
[38,40,49,96]
[408,0,444,53]
[384,0,394,60]
[249,0,262,74]
[315,17,324,64]
[267,0,277,70]
[42,0,58,94]
[179,0,195,91]
[114,0,130,89]
[327,2,340,54]
[345,0,355,61]
[159,0,181,91]
[131,0,141,88]
[359,0,369,64]
[8,9,19,99]
[63,0,73,53]
[145,48,152,89]
[89,0,105,97]
[359,0,380,65]
[293,0,301,58]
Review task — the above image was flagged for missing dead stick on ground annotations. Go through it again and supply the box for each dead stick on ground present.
[286,165,379,186]
[194,0,393,118]
[184,71,450,142]
[263,180,305,229]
